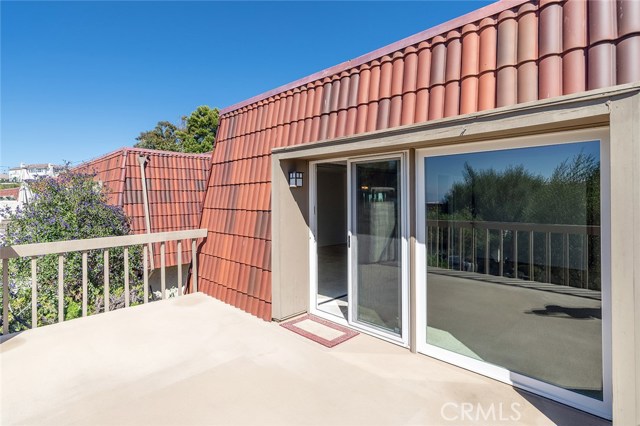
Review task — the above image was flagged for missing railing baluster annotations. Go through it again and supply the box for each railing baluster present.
[472,228,477,272]
[447,226,451,269]
[103,250,109,312]
[0,229,206,331]
[564,233,570,286]
[58,255,64,323]
[513,230,518,279]
[529,230,534,281]
[31,257,37,328]
[545,232,551,283]
[177,240,183,297]
[3,258,9,334]
[458,228,463,271]
[191,239,198,292]
[160,242,166,299]
[485,229,490,275]
[82,251,88,317]
[427,226,431,264]
[435,225,440,268]
[583,234,589,289]
[143,245,149,303]
[124,247,130,308]
[499,230,504,277]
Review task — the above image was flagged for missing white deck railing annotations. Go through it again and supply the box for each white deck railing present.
[427,219,600,288]
[1,228,207,334]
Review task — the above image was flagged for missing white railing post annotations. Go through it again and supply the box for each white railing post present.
[191,239,198,293]
[485,229,490,274]
[529,230,534,281]
[31,257,37,328]
[124,247,130,307]
[58,255,64,323]
[3,258,8,334]
[513,230,518,278]
[0,229,206,330]
[499,230,504,276]
[160,242,166,299]
[143,245,149,304]
[82,251,88,317]
[177,240,182,296]
[103,250,109,312]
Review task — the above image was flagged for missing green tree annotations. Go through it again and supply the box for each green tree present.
[134,121,181,152]
[441,163,545,222]
[525,152,600,225]
[177,105,219,153]
[0,171,143,333]
[134,106,219,153]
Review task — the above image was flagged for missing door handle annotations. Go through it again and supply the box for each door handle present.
[348,235,351,248]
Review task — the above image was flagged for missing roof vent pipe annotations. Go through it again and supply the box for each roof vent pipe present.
[137,155,155,270]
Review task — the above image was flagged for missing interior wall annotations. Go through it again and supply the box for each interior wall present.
[316,165,347,247]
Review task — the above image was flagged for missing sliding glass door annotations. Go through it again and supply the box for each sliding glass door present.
[351,158,405,338]
[416,129,611,419]
[310,154,408,345]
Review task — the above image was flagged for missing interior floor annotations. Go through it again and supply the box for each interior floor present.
[317,244,348,320]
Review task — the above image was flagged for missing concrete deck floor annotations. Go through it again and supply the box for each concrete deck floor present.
[0,293,609,426]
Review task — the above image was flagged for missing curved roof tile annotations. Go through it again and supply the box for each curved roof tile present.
[198,0,640,320]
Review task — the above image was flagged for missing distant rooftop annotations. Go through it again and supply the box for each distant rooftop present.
[9,163,65,171]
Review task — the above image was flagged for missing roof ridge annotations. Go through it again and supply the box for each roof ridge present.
[121,147,212,158]
[74,146,211,169]
[74,148,125,170]
[220,0,528,115]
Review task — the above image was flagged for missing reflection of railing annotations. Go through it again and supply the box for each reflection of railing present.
[427,220,600,290]
[1,229,207,334]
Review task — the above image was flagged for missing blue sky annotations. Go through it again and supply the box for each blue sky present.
[1,1,492,170]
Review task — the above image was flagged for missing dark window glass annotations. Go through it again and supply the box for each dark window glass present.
[425,141,603,400]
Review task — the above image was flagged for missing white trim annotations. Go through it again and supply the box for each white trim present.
[415,127,612,419]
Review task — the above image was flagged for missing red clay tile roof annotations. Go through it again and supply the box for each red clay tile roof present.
[198,0,640,321]
[0,187,20,200]
[75,147,211,268]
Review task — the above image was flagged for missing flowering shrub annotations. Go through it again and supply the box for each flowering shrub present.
[1,170,143,332]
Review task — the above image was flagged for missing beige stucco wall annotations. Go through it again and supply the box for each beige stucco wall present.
[271,159,309,320]
[609,91,640,426]
[271,83,640,424]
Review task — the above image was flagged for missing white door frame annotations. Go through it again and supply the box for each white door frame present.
[415,128,612,419]
[309,152,410,347]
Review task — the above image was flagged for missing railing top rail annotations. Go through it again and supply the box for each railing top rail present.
[427,219,600,235]
[0,229,208,259]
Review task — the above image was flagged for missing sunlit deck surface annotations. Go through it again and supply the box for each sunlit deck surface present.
[1,293,609,426]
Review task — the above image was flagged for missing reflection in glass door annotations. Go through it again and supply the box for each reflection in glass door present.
[416,131,611,419]
[352,159,404,337]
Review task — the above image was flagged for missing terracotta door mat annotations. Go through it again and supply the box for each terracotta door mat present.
[280,315,359,348]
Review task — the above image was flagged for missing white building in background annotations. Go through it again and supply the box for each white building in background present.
[0,183,33,237]
[8,163,65,182]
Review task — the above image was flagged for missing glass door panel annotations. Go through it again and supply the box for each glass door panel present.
[420,138,608,416]
[352,159,403,336]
